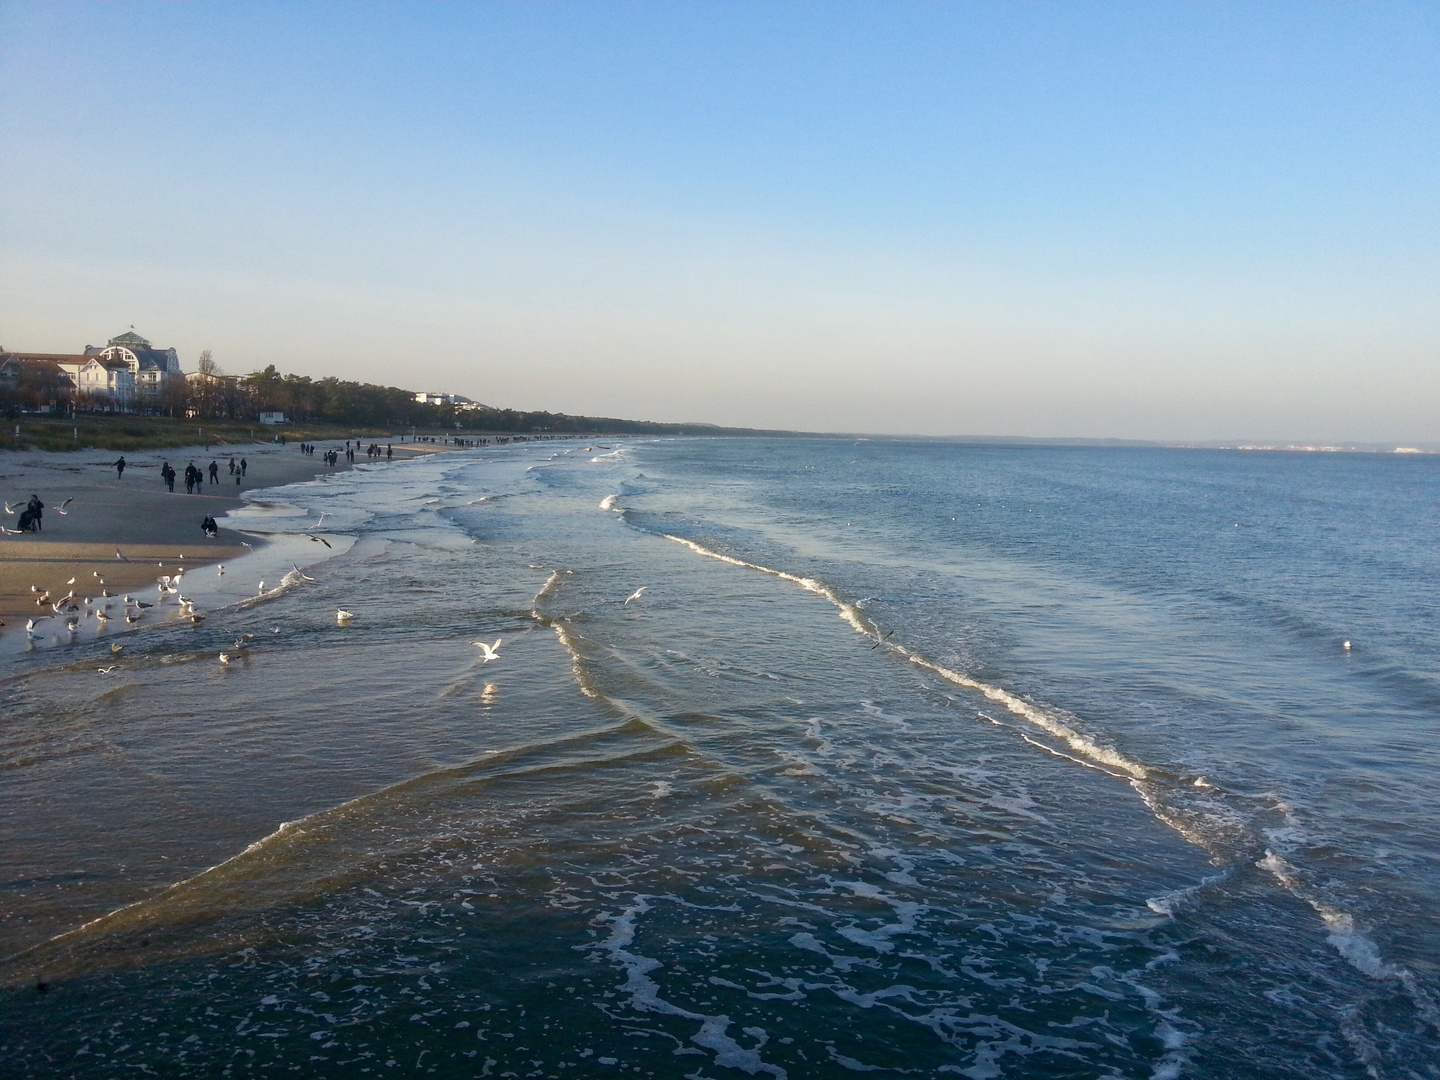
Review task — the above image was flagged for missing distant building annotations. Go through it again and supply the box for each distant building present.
[416,391,489,411]
[0,352,77,412]
[84,330,182,403]
[259,411,288,425]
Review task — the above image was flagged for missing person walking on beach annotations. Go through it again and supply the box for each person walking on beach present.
[228,457,236,475]
[240,457,247,477]
[161,462,175,492]
[26,494,43,532]
[209,460,220,485]
[185,463,198,494]
[386,444,393,459]
[113,456,126,480]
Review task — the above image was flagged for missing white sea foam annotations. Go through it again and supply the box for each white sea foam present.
[663,534,1147,780]
[593,896,788,1077]
[1257,851,1440,1032]
[599,494,619,511]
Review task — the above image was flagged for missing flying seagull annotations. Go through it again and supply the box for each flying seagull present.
[55,498,74,516]
[291,564,316,581]
[3,501,19,514]
[306,534,332,548]
[623,587,647,605]
[471,638,502,662]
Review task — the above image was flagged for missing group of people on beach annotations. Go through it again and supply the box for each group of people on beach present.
[162,457,247,494]
[298,441,393,462]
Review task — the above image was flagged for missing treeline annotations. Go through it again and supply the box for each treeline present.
[217,365,703,434]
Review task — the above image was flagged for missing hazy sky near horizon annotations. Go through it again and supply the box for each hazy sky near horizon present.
[2,3,1436,441]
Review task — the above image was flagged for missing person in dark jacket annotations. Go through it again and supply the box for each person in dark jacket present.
[112,456,126,479]
[26,494,43,532]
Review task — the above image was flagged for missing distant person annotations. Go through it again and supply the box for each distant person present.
[201,515,218,538]
[240,457,247,476]
[386,444,393,459]
[228,457,236,475]
[161,462,175,492]
[209,460,220,484]
[113,456,126,479]
[26,494,43,532]
[185,462,198,494]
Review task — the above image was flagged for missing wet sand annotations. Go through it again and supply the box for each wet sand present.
[0,441,435,625]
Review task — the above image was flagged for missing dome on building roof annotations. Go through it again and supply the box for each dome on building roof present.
[108,330,151,348]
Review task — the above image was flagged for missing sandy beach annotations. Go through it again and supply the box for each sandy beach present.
[0,440,436,628]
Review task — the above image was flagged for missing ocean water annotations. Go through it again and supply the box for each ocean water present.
[1,437,1437,1079]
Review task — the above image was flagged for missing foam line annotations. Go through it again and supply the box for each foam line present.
[664,534,1147,780]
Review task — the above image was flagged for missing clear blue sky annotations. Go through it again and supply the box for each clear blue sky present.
[2,2,1436,441]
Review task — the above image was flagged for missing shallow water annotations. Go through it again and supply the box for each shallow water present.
[1,438,1436,1078]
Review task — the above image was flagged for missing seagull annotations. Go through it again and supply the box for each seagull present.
[1343,640,1352,650]
[66,577,76,586]
[290,564,316,582]
[95,611,111,624]
[126,613,142,624]
[0,526,24,535]
[110,643,124,655]
[306,534,332,548]
[94,572,105,582]
[219,652,234,665]
[336,609,354,623]
[116,550,129,562]
[97,666,118,675]
[217,564,224,575]
[871,630,894,650]
[312,512,328,528]
[240,540,253,549]
[471,638,502,662]
[3,501,19,514]
[623,587,647,605]
[133,600,153,609]
[30,584,40,593]
[55,498,73,516]
[257,581,265,595]
[34,591,50,605]
[26,617,50,636]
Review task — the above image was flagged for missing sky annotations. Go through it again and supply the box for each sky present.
[1,2,1436,442]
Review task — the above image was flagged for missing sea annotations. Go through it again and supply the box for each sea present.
[1,437,1437,1079]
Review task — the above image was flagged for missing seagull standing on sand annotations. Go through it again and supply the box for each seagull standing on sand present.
[116,550,129,562]
[471,638,502,661]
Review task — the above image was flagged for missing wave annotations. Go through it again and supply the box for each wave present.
[658,530,1440,1026]
[663,534,1145,779]
[1257,851,1439,1033]
[0,719,676,987]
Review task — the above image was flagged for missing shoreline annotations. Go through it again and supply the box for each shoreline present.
[0,439,449,646]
